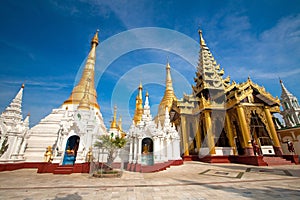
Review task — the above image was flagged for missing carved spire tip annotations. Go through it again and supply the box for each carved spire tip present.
[198,29,206,46]
[91,30,99,47]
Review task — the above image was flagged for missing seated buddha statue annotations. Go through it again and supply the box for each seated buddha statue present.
[143,144,149,154]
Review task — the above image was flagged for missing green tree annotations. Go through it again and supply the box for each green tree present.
[94,133,127,167]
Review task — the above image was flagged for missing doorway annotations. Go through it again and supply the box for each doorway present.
[141,138,154,165]
[62,135,80,165]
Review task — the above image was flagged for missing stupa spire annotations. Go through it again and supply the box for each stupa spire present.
[156,61,177,124]
[1,84,24,124]
[133,82,143,125]
[24,113,30,128]
[279,79,300,127]
[77,77,91,110]
[193,29,229,99]
[280,79,293,98]
[161,61,177,106]
[63,30,100,110]
[138,82,143,99]
[144,91,151,115]
[110,105,118,129]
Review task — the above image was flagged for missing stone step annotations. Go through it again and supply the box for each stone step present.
[135,160,183,173]
[263,157,294,166]
[53,165,74,174]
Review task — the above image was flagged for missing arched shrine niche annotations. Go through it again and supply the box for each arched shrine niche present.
[62,135,80,165]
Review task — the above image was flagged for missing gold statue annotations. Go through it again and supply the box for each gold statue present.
[66,146,74,155]
[86,147,93,162]
[143,144,149,154]
[44,146,53,162]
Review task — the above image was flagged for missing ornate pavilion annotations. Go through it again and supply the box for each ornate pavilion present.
[168,30,288,164]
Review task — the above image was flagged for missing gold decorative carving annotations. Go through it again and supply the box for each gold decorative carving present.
[243,106,271,139]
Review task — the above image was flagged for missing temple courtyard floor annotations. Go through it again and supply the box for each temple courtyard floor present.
[0,161,300,200]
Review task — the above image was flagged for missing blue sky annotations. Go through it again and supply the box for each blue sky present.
[0,0,300,130]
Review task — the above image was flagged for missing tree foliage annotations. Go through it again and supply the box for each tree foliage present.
[94,133,127,167]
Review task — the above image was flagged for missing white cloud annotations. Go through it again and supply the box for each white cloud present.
[203,12,300,88]
[0,76,72,91]
[83,0,155,28]
[49,0,80,16]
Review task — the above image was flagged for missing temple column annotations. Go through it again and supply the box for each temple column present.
[129,137,133,163]
[225,113,237,155]
[236,105,253,156]
[137,137,142,164]
[167,138,172,160]
[133,137,137,163]
[173,137,181,160]
[180,115,189,156]
[158,137,161,161]
[264,106,283,155]
[204,110,216,155]
[153,137,160,162]
[194,116,201,153]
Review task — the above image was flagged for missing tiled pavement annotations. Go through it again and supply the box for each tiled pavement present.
[0,161,300,199]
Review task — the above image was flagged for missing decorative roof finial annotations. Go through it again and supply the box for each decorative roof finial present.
[166,57,171,70]
[110,105,117,129]
[91,29,99,47]
[198,29,205,46]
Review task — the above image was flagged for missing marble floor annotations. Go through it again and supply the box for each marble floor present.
[0,161,299,200]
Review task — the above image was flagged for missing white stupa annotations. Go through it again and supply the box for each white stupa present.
[0,84,30,162]
[127,89,181,167]
[24,30,107,164]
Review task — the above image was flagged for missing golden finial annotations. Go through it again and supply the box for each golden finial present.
[165,60,173,90]
[198,29,202,35]
[91,29,99,47]
[138,81,143,99]
[21,83,25,88]
[110,105,117,129]
[133,82,143,124]
[166,59,171,69]
[198,29,206,47]
[146,91,149,97]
